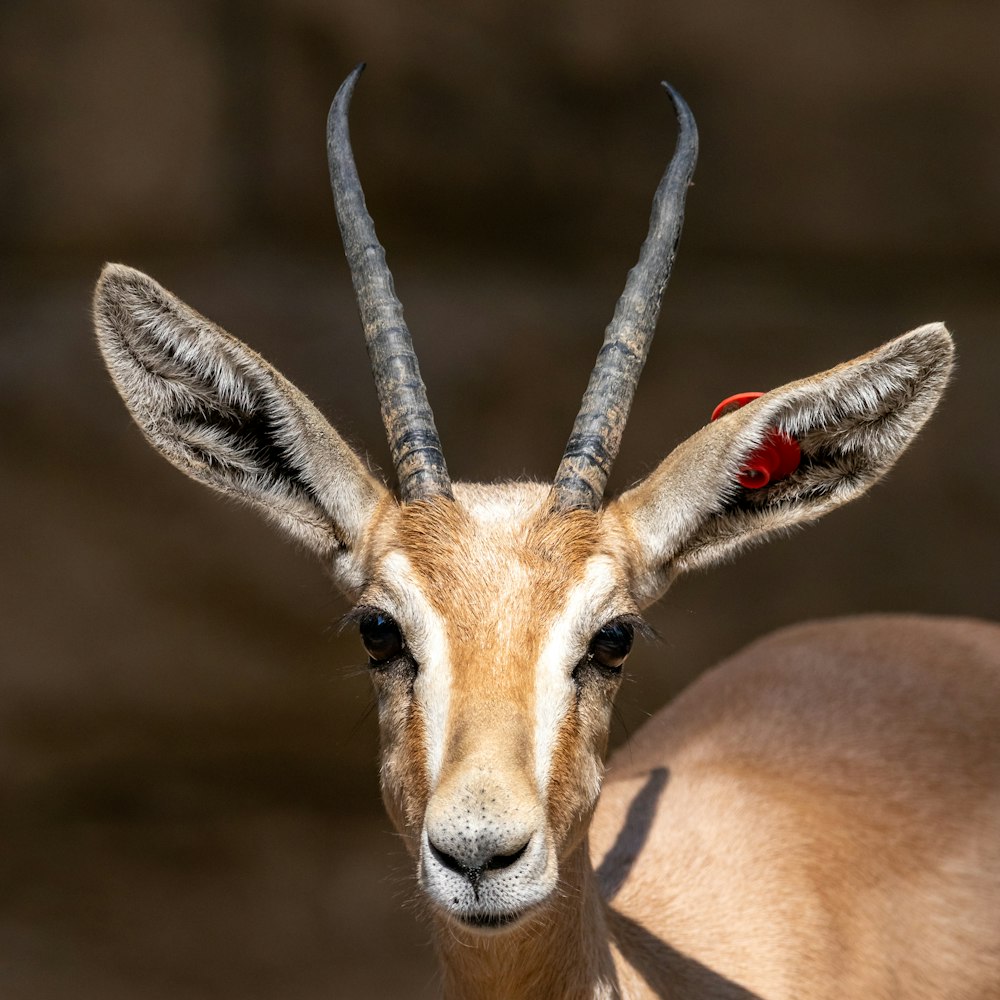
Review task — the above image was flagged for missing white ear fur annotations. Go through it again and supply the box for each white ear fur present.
[612,325,954,606]
[94,263,388,592]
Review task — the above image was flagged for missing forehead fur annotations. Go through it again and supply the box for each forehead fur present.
[382,483,604,633]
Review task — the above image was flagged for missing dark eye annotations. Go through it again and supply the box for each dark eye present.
[359,611,404,665]
[588,620,634,672]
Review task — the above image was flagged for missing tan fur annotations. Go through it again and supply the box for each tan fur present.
[95,265,999,998]
[592,616,1000,999]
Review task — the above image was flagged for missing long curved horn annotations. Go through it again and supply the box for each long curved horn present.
[327,64,453,503]
[552,83,698,512]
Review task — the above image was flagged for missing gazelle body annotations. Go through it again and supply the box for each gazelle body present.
[593,614,1000,999]
[94,66,1000,999]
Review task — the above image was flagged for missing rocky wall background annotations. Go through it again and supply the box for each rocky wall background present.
[2,2,998,997]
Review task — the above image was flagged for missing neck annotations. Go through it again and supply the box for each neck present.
[433,839,620,1000]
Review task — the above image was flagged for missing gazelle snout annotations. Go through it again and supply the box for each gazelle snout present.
[420,765,556,929]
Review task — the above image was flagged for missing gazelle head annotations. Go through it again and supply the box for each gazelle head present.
[94,65,953,933]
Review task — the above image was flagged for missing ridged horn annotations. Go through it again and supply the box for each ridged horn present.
[552,82,698,511]
[327,63,453,503]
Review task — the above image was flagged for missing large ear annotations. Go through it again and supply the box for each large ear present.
[611,325,954,606]
[94,263,389,593]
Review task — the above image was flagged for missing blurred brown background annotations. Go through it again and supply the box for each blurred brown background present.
[2,2,998,997]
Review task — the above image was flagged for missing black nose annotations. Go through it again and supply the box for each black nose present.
[428,837,530,886]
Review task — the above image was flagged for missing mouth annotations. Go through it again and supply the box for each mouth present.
[454,907,530,932]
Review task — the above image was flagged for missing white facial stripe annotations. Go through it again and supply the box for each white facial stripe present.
[379,551,452,786]
[533,555,622,795]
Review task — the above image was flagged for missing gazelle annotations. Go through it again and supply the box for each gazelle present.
[95,65,999,999]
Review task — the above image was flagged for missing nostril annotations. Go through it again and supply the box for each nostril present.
[428,839,467,876]
[484,839,530,871]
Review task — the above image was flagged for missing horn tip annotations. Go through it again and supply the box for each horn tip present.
[658,79,699,161]
[659,81,692,119]
[329,62,367,132]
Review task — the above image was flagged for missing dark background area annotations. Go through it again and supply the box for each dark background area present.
[2,2,998,997]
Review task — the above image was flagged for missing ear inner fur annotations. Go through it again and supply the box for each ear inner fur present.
[93,263,388,581]
[613,324,954,605]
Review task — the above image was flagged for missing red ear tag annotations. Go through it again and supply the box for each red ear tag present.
[710,392,801,490]
[710,392,765,421]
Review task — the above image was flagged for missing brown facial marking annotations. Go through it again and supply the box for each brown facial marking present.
[380,695,431,840]
[387,491,606,818]
[547,669,619,854]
